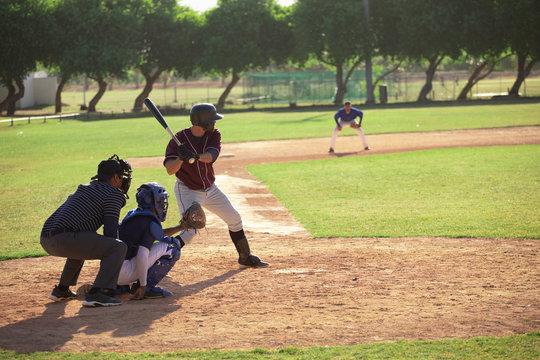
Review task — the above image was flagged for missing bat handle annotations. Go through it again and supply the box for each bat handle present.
[167,127,196,164]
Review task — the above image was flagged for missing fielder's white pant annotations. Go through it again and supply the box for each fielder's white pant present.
[174,179,243,244]
[330,120,369,150]
[117,241,171,285]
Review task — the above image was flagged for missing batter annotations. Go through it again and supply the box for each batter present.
[163,103,268,268]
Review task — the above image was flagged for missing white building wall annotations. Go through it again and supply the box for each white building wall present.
[0,73,56,109]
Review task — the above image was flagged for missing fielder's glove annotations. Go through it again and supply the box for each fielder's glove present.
[177,144,199,162]
[350,121,361,129]
[180,201,206,229]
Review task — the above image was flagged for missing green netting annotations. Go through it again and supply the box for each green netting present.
[241,71,366,104]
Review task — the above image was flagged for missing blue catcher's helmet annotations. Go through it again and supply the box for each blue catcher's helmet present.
[136,182,169,222]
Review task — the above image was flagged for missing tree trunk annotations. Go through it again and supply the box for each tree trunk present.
[334,63,346,106]
[217,71,240,109]
[373,60,403,89]
[87,77,107,112]
[509,53,536,96]
[417,55,444,102]
[363,0,374,105]
[133,67,163,111]
[7,77,25,116]
[365,56,374,104]
[55,76,68,113]
[0,82,16,112]
[333,60,361,106]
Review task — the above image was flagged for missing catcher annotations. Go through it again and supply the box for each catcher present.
[329,101,370,153]
[116,182,205,299]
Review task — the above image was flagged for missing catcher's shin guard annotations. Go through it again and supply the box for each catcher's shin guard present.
[229,230,269,268]
[146,241,181,289]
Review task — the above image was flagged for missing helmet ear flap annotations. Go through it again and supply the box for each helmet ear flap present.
[144,192,153,206]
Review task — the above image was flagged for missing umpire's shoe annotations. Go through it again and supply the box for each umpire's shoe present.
[83,289,123,307]
[49,285,77,302]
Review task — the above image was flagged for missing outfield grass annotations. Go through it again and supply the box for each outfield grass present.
[0,103,539,259]
[0,332,538,359]
[248,145,540,239]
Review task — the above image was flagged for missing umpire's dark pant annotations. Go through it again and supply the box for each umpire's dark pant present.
[40,232,127,290]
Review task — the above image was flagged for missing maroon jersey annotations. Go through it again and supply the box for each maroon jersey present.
[164,128,221,190]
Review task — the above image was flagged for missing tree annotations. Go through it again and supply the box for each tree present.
[455,0,508,100]
[201,0,293,109]
[499,0,540,96]
[132,1,201,110]
[293,0,369,106]
[48,0,142,113]
[0,0,46,115]
[372,0,463,102]
[370,0,407,103]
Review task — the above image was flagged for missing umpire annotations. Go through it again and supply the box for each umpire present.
[40,154,131,307]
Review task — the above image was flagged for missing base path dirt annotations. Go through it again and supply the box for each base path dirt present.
[0,127,538,353]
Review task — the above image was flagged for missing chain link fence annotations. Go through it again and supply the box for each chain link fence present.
[239,70,540,105]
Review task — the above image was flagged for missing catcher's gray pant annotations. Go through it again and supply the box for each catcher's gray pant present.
[174,179,243,244]
[330,119,369,149]
[40,231,126,290]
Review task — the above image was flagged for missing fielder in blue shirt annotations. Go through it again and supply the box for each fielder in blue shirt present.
[329,101,370,153]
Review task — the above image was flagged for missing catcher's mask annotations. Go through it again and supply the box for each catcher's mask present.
[92,154,132,197]
[190,103,223,132]
[136,182,169,222]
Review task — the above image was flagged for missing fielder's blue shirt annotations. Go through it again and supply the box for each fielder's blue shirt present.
[334,107,363,126]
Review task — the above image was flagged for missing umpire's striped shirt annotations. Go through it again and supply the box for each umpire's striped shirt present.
[42,180,126,235]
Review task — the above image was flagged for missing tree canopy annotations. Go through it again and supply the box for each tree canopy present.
[1,0,539,114]
[201,0,293,108]
[293,0,370,105]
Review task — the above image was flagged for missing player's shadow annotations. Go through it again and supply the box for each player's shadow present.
[330,151,359,158]
[0,269,244,353]
[169,268,245,299]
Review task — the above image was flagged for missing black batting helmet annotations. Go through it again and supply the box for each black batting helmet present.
[190,103,223,131]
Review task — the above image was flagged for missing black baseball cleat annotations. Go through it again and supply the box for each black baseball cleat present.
[364,146,371,151]
[328,147,334,153]
[239,254,269,268]
[83,290,123,307]
[49,285,77,302]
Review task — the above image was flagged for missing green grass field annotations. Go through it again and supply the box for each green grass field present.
[248,145,540,238]
[0,331,538,359]
[0,102,539,259]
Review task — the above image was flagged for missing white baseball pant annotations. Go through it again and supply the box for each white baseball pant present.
[117,241,171,285]
[330,119,369,149]
[174,179,243,244]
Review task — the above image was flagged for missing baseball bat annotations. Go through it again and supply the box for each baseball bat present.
[143,97,195,164]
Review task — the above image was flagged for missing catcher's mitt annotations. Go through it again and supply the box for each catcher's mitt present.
[180,202,206,229]
[350,121,361,129]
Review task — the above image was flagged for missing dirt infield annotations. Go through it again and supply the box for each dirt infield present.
[0,127,538,353]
